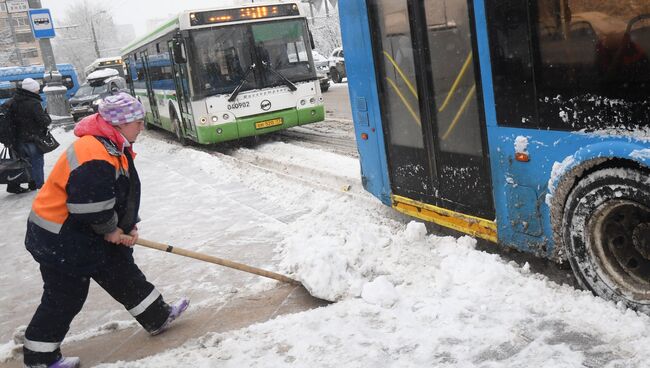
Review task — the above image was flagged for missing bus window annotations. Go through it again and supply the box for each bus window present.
[485,0,538,128]
[62,76,75,90]
[424,0,483,156]
[16,78,44,93]
[488,0,650,131]
[0,82,16,100]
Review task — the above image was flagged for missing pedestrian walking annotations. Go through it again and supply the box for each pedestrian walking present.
[22,93,189,368]
[8,77,51,193]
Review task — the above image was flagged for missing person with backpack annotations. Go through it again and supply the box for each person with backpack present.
[8,77,51,193]
[22,93,189,368]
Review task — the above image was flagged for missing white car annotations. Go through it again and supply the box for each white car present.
[328,47,346,83]
[312,50,331,92]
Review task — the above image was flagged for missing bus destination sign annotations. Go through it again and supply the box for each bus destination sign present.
[189,4,299,26]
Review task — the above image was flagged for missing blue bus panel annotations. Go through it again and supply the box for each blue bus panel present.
[341,0,650,311]
[0,64,80,105]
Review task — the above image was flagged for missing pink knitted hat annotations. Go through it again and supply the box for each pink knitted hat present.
[98,93,145,125]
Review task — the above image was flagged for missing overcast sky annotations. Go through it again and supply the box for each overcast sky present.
[41,0,244,37]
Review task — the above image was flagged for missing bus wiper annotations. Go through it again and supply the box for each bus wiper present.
[261,61,297,91]
[228,63,256,102]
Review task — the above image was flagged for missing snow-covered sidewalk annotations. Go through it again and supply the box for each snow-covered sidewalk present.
[2,127,650,367]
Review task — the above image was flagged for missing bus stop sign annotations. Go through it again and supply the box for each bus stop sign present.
[28,9,56,39]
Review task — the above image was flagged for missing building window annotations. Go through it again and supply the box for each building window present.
[15,32,34,43]
[12,16,29,27]
[0,3,7,12]
[21,48,38,58]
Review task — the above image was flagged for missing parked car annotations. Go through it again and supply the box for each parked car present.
[312,50,330,92]
[329,47,346,83]
[69,69,127,121]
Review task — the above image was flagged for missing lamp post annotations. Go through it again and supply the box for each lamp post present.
[27,0,71,120]
[89,10,107,59]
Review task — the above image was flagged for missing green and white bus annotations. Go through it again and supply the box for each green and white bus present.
[121,2,326,145]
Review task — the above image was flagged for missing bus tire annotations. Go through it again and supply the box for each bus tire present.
[172,113,187,146]
[563,167,650,313]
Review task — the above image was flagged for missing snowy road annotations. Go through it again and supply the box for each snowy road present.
[2,119,650,367]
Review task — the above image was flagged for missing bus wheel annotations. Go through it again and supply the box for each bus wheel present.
[563,167,650,313]
[172,114,187,145]
[241,135,260,148]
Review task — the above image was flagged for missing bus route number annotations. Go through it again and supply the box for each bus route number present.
[227,102,250,110]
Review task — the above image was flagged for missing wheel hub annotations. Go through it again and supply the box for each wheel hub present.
[634,223,650,258]
[590,200,650,297]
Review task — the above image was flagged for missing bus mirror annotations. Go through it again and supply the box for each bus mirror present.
[309,30,315,50]
[173,41,186,64]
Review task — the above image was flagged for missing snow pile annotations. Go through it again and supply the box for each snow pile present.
[546,155,575,206]
[42,85,68,92]
[630,149,650,160]
[360,275,398,308]
[100,208,650,367]
[514,136,529,154]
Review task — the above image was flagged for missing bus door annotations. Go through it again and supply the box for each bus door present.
[370,0,494,219]
[139,50,161,124]
[123,56,135,96]
[168,36,195,136]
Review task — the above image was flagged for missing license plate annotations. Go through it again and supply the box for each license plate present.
[255,118,283,129]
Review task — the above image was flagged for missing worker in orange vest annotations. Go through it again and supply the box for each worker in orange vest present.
[22,93,189,368]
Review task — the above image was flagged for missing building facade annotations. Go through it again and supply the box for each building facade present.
[0,2,43,67]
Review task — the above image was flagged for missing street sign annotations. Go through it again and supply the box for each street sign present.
[28,8,56,39]
[6,0,28,14]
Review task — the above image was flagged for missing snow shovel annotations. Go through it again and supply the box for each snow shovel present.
[134,237,300,285]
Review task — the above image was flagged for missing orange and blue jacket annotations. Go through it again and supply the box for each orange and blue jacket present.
[25,134,140,273]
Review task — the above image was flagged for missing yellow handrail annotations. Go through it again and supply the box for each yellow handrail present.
[438,52,473,113]
[386,77,421,127]
[442,84,476,140]
[383,51,418,98]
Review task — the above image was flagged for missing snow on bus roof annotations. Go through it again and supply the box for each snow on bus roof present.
[0,64,76,78]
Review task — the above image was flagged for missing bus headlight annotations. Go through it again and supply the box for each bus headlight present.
[223,113,230,120]
[211,116,218,122]
[309,97,316,104]
[300,99,306,106]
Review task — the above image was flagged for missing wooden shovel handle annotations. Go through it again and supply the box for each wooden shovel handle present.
[133,237,300,285]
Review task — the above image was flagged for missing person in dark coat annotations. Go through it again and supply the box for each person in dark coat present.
[22,93,189,368]
[7,77,51,194]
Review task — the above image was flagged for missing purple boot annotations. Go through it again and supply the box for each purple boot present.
[150,298,189,336]
[47,357,80,368]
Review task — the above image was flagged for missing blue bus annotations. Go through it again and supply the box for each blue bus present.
[0,64,80,105]
[340,0,650,311]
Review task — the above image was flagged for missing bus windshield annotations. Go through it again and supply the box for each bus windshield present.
[189,19,315,98]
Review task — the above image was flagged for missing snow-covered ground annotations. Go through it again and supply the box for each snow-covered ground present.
[2,127,650,367]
